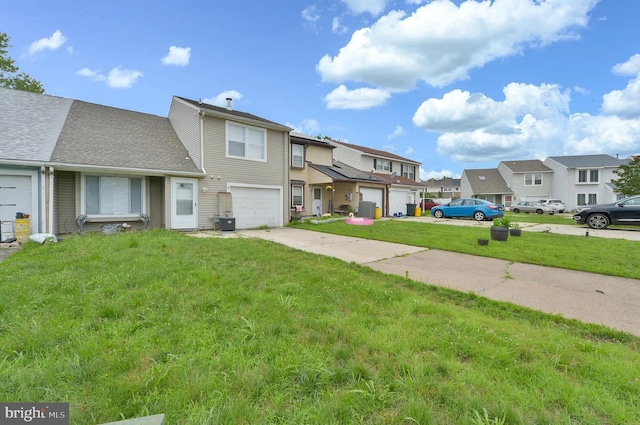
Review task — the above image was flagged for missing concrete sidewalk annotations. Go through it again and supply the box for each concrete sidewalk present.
[237,227,640,337]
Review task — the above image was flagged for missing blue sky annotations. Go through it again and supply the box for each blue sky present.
[2,0,640,179]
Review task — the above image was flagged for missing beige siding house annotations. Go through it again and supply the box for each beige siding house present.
[168,97,292,230]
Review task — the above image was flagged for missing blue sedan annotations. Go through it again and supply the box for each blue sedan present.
[431,198,504,221]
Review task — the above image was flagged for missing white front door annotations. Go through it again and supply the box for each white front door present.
[171,178,198,229]
[312,187,323,216]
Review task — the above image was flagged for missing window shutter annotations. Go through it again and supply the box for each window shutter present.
[373,159,377,169]
[389,162,393,172]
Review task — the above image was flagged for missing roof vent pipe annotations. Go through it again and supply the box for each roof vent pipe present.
[226,98,232,110]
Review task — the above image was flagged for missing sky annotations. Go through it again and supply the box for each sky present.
[2,0,640,180]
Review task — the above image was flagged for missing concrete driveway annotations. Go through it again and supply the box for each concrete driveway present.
[238,226,640,337]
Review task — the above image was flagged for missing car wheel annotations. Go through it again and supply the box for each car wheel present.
[434,210,444,218]
[587,213,610,229]
[512,208,520,213]
[536,209,544,214]
[474,211,485,221]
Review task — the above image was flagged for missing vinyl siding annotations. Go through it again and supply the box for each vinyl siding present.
[148,176,165,229]
[198,116,289,228]
[54,170,76,234]
[168,98,202,169]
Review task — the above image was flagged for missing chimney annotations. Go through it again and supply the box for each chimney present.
[226,97,233,111]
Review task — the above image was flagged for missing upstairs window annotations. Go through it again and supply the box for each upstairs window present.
[85,175,143,215]
[578,169,599,183]
[524,173,542,186]
[374,159,391,172]
[227,122,266,161]
[291,144,304,168]
[402,164,416,180]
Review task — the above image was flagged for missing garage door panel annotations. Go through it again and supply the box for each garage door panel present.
[360,187,383,212]
[230,186,282,229]
[389,190,409,216]
[0,175,32,223]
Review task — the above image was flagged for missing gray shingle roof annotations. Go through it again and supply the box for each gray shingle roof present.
[500,159,552,173]
[464,168,512,194]
[51,100,201,173]
[176,97,291,132]
[0,87,72,162]
[547,154,630,168]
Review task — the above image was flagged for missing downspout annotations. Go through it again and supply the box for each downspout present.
[40,166,46,233]
[48,167,54,234]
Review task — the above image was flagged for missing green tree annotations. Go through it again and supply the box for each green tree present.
[0,32,45,93]
[611,156,640,197]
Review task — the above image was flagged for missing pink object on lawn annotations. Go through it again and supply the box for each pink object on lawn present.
[346,212,374,225]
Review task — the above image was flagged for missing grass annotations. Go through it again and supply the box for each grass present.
[290,218,640,279]
[0,230,639,424]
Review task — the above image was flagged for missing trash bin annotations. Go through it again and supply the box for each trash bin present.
[415,206,422,217]
[15,218,30,243]
[375,207,381,219]
[406,203,417,216]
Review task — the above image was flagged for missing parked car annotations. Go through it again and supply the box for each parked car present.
[431,198,504,221]
[538,199,566,213]
[510,201,556,215]
[419,198,441,210]
[573,194,640,229]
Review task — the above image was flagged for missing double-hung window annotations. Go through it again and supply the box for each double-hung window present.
[85,175,143,216]
[524,173,542,186]
[292,184,303,207]
[578,169,599,183]
[374,159,391,172]
[291,144,304,168]
[402,164,416,180]
[227,122,266,161]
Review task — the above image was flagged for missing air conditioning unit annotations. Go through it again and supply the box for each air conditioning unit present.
[219,218,236,231]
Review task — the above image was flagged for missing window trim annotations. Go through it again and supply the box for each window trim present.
[291,184,304,207]
[291,143,305,168]
[374,158,391,172]
[577,169,599,184]
[226,121,267,162]
[524,173,543,186]
[401,164,416,180]
[81,174,146,218]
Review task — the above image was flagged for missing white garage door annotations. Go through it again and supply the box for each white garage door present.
[230,185,282,229]
[360,187,384,212]
[389,189,410,216]
[0,175,33,223]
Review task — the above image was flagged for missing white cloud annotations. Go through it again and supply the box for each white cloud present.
[106,67,143,88]
[612,53,640,76]
[78,66,142,88]
[341,0,388,16]
[387,125,406,139]
[28,30,67,55]
[318,0,598,107]
[382,144,397,152]
[324,84,390,109]
[162,46,191,67]
[201,90,244,108]
[332,17,348,34]
[601,77,640,119]
[76,67,106,82]
[420,168,460,180]
[302,5,321,25]
[412,74,640,162]
[286,118,321,135]
[405,146,414,156]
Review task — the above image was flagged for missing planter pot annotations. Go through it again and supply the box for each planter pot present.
[510,228,522,236]
[490,226,509,241]
[478,238,489,246]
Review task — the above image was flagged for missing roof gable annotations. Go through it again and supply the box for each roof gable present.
[500,159,552,173]
[547,154,629,168]
[175,96,291,132]
[0,87,72,162]
[51,100,201,173]
[330,139,420,165]
[463,168,512,194]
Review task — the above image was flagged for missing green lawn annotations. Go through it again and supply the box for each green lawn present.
[291,218,640,279]
[0,230,639,424]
